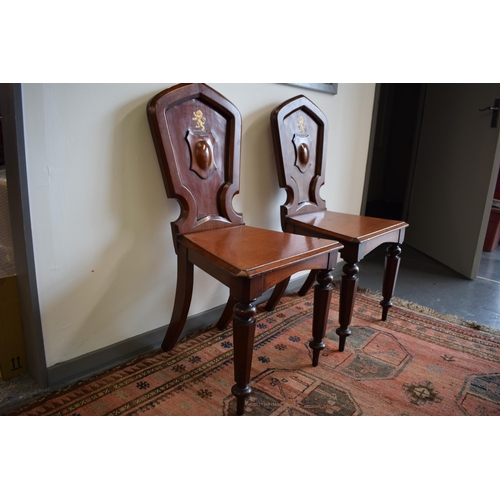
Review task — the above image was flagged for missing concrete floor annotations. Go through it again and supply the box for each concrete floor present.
[359,243,500,331]
[0,372,48,415]
[2,243,499,415]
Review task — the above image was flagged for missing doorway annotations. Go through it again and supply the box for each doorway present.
[363,83,500,280]
[363,83,426,222]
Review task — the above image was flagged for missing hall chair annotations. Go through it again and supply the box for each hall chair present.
[265,94,408,352]
[147,84,342,415]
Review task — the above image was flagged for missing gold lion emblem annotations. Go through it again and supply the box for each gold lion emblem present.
[297,116,306,134]
[192,110,206,131]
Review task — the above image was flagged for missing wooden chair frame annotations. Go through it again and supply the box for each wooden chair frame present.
[266,95,408,351]
[147,84,343,415]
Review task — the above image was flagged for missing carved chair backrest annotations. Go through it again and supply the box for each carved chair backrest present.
[147,83,244,249]
[270,95,328,226]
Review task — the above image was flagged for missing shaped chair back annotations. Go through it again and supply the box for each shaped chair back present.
[270,94,328,227]
[147,83,244,250]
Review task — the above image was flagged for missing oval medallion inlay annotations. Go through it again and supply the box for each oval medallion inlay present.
[298,143,309,166]
[195,140,212,170]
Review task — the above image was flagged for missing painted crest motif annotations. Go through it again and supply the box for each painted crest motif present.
[186,110,217,179]
[292,115,311,173]
[192,110,206,131]
[297,116,307,134]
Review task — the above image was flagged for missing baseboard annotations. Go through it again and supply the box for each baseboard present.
[46,267,344,390]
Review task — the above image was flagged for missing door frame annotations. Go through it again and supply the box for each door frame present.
[360,84,381,216]
[0,83,48,388]
[362,83,500,279]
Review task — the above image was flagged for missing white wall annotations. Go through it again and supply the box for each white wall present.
[21,83,376,367]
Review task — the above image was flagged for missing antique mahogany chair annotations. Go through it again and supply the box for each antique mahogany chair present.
[265,95,408,352]
[147,84,342,415]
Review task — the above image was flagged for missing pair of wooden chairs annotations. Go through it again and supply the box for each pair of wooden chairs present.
[147,83,407,415]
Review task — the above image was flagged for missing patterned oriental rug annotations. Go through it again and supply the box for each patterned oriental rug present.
[11,287,500,416]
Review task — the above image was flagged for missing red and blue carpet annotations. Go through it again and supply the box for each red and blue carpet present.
[10,287,500,416]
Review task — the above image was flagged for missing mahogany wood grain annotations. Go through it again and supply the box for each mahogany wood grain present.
[311,269,334,366]
[161,244,193,351]
[380,243,402,320]
[268,94,409,352]
[147,84,343,415]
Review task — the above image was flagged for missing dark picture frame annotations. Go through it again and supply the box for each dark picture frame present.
[286,83,338,95]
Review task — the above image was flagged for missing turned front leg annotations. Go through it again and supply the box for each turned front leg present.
[231,300,257,416]
[380,243,402,321]
[336,261,359,352]
[310,269,334,367]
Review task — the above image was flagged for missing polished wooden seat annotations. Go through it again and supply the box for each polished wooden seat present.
[147,84,342,415]
[266,94,408,352]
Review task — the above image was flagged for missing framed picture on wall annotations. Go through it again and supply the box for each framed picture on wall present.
[286,83,338,95]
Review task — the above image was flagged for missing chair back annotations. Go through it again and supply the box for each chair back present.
[270,95,328,226]
[147,83,244,248]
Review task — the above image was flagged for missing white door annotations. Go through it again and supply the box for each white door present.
[406,83,500,279]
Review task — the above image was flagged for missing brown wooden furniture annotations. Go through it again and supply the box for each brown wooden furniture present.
[147,84,342,415]
[266,95,408,352]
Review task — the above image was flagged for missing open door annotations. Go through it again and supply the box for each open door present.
[406,83,500,279]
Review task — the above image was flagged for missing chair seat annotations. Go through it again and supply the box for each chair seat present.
[182,225,341,280]
[288,211,407,244]
[267,93,409,353]
[286,211,407,261]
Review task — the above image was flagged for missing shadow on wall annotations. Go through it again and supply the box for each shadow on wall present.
[238,106,285,230]
[42,88,297,368]
[42,92,174,366]
[42,90,226,367]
